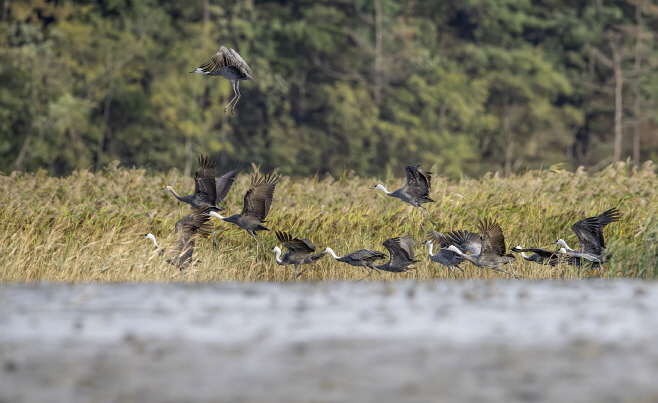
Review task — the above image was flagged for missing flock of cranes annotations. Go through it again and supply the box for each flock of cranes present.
[143,45,621,280]
[144,154,620,280]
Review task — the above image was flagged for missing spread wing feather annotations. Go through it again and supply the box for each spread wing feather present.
[196,47,253,79]
[241,172,280,221]
[215,160,246,204]
[478,218,507,257]
[403,165,433,200]
[194,155,217,206]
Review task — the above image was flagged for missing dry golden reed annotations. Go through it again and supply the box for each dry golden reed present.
[1,160,656,283]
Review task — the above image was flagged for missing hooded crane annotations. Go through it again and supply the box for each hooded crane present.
[371,164,436,227]
[322,247,387,281]
[271,231,326,279]
[424,230,467,278]
[554,207,621,266]
[209,171,280,258]
[143,206,213,270]
[445,218,519,279]
[161,155,217,210]
[375,236,419,275]
[190,46,254,116]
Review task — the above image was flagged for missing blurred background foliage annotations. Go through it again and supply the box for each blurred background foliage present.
[2,0,658,178]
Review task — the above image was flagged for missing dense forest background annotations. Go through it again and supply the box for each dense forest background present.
[2,0,658,178]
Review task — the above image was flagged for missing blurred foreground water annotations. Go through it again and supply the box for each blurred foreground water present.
[2,280,658,403]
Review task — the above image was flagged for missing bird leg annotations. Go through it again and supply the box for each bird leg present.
[294,266,318,280]
[248,231,262,260]
[355,265,374,282]
[491,265,520,280]
[231,82,242,115]
[446,266,459,279]
[419,206,438,227]
[212,221,217,250]
[253,232,268,260]
[224,81,239,116]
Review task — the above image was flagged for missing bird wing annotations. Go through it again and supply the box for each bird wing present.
[571,208,620,255]
[275,231,316,254]
[403,164,433,200]
[228,48,254,78]
[428,230,451,248]
[195,46,253,78]
[348,249,387,262]
[215,160,246,204]
[172,206,213,259]
[595,207,621,249]
[241,172,280,221]
[193,155,217,206]
[446,229,482,255]
[478,218,507,257]
[382,236,417,267]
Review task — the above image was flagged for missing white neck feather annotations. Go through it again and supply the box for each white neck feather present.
[146,233,158,248]
[324,247,341,259]
[424,242,435,257]
[520,252,528,259]
[373,184,390,194]
[271,247,282,264]
[556,239,573,251]
[209,211,226,220]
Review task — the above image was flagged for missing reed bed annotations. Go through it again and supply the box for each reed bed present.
[1,160,656,283]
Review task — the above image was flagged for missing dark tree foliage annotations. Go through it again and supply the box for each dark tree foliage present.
[2,0,657,177]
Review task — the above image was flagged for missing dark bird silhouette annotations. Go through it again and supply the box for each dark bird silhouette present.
[555,207,621,266]
[424,230,466,278]
[143,206,213,270]
[209,171,280,258]
[371,164,436,226]
[323,247,387,281]
[271,231,326,279]
[511,246,570,266]
[161,155,217,210]
[190,46,254,115]
[445,219,519,279]
[375,236,419,274]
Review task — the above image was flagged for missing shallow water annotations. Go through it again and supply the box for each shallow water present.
[2,280,658,402]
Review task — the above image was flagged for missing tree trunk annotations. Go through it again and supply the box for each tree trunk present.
[503,101,514,175]
[373,0,383,104]
[2,0,8,21]
[13,133,33,171]
[184,137,192,178]
[633,0,643,166]
[611,44,623,162]
[96,75,116,171]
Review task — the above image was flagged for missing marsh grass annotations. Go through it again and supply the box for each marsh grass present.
[1,160,656,282]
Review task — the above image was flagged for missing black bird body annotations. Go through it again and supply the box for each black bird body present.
[424,230,466,277]
[144,206,213,270]
[272,231,326,279]
[376,236,419,273]
[511,246,568,266]
[161,155,217,211]
[323,247,387,281]
[446,219,518,279]
[191,46,254,115]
